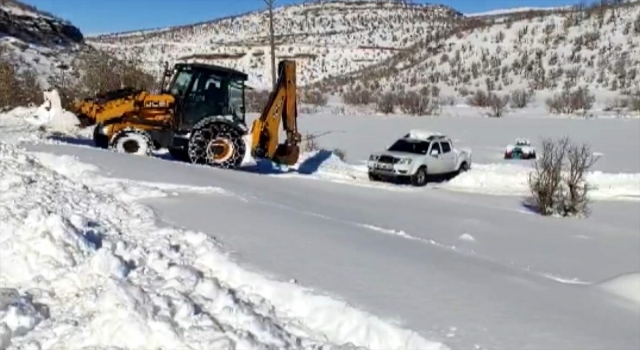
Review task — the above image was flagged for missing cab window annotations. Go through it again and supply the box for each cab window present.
[430,142,442,155]
[169,71,193,96]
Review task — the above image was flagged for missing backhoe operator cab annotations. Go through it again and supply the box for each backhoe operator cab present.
[164,63,248,130]
[159,63,252,168]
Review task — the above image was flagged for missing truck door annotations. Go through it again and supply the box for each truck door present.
[439,141,456,172]
[428,142,446,174]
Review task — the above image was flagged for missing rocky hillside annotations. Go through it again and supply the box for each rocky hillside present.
[88,0,463,89]
[0,0,86,86]
[0,0,157,110]
[320,1,640,99]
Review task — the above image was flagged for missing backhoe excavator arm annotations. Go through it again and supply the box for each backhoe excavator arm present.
[249,60,302,165]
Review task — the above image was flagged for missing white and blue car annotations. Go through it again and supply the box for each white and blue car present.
[504,138,536,159]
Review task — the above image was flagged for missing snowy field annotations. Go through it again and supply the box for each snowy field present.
[0,104,639,350]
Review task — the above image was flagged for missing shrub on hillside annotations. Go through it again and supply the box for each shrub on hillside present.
[545,87,595,114]
[375,92,395,114]
[629,91,640,112]
[246,89,271,113]
[528,137,598,217]
[0,50,43,111]
[398,90,440,116]
[509,89,534,108]
[487,93,509,117]
[458,87,470,97]
[466,89,491,107]
[300,88,328,106]
[74,51,157,96]
[342,88,372,106]
[603,97,630,116]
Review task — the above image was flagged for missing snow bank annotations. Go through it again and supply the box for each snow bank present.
[596,272,640,309]
[265,151,640,200]
[0,142,445,350]
[24,89,81,133]
[0,101,88,146]
[441,163,640,200]
[295,150,367,181]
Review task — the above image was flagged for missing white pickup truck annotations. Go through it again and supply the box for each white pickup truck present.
[367,130,472,186]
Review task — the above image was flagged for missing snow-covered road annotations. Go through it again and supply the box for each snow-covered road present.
[24,141,640,350]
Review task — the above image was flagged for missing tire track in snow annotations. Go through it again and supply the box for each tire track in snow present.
[353,223,592,286]
[246,195,593,286]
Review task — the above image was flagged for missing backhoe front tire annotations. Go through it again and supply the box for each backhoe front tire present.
[109,129,153,156]
[188,121,245,169]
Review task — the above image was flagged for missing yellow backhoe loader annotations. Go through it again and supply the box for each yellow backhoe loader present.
[70,60,301,168]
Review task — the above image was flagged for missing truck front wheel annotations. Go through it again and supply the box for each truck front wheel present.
[411,166,428,187]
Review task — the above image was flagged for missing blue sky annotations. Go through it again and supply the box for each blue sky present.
[22,0,581,35]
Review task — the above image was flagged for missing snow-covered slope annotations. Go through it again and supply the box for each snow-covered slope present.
[465,6,560,17]
[87,0,462,89]
[323,1,640,97]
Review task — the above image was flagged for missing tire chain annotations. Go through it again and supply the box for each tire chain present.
[188,121,245,169]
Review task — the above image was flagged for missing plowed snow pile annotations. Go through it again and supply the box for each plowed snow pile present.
[278,152,640,200]
[442,163,640,200]
[0,142,444,350]
[597,273,640,309]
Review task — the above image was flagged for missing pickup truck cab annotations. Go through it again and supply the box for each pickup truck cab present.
[367,130,472,186]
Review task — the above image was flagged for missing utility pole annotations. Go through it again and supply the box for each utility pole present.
[263,0,277,89]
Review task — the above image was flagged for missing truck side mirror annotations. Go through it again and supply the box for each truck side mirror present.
[430,150,439,156]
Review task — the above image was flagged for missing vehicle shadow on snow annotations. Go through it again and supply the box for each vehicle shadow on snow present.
[239,149,333,176]
[46,134,96,147]
[297,150,333,174]
[519,197,544,215]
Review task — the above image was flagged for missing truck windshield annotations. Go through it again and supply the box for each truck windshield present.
[388,140,430,154]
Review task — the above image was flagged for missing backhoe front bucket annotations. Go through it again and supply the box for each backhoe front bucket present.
[273,144,299,165]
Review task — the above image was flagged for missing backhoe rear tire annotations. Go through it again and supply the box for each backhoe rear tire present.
[109,129,153,156]
[188,121,245,169]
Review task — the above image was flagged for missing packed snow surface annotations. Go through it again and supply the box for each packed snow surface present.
[0,141,442,348]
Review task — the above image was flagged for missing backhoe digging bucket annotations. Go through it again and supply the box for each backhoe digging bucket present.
[273,144,299,165]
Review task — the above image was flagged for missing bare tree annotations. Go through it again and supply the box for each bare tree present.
[528,137,570,216]
[487,93,509,117]
[528,137,598,217]
[375,92,395,114]
[263,0,277,89]
[560,142,599,216]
